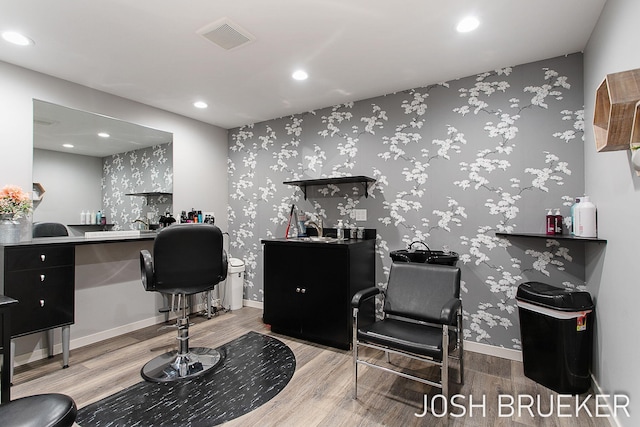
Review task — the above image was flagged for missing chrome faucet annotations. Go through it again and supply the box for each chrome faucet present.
[304,219,323,237]
[132,218,149,230]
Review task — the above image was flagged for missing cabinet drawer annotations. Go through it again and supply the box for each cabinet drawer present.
[4,266,75,337]
[5,246,74,271]
[5,266,75,293]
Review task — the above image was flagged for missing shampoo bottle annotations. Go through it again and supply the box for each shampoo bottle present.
[576,196,597,238]
[554,209,563,235]
[545,209,555,235]
[570,197,581,235]
[336,220,344,240]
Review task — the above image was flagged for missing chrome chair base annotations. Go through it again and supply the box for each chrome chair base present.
[141,347,222,383]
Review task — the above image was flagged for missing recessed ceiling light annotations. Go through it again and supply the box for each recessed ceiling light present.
[2,31,34,46]
[456,16,480,33]
[193,101,208,109]
[62,143,74,148]
[292,70,308,81]
[98,132,110,138]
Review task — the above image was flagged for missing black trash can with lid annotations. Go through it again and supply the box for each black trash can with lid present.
[516,281,594,394]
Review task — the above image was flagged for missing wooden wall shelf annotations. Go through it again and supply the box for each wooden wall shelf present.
[593,68,640,152]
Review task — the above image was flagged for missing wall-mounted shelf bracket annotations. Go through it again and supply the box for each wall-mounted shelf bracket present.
[283,176,375,200]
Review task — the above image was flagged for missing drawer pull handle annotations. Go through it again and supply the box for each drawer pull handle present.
[40,254,46,262]
[40,274,46,282]
[40,299,45,307]
[296,287,301,293]
[301,288,306,294]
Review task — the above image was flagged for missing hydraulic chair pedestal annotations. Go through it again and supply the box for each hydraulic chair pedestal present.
[141,303,222,383]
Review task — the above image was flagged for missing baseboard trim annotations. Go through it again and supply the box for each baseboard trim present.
[243,299,263,309]
[590,375,625,427]
[463,340,523,362]
[13,302,214,367]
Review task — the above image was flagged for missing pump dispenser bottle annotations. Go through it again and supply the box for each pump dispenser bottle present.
[545,209,555,235]
[336,220,344,240]
[554,209,563,235]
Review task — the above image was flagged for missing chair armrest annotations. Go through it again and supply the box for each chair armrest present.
[220,250,229,282]
[351,287,382,308]
[440,298,462,325]
[140,250,154,291]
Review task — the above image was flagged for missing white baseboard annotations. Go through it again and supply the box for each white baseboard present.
[13,302,212,367]
[463,340,523,362]
[590,375,625,427]
[243,299,263,309]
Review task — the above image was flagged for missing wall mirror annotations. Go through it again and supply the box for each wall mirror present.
[32,99,173,234]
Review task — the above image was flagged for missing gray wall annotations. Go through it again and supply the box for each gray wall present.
[33,148,103,227]
[228,53,585,350]
[584,0,639,423]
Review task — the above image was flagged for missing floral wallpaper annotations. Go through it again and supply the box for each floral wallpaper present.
[101,142,172,230]
[227,54,586,349]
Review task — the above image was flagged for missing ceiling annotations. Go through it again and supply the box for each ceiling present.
[0,0,607,130]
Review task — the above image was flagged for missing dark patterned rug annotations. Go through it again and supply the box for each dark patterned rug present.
[77,331,296,426]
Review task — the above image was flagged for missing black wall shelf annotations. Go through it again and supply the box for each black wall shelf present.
[495,232,607,243]
[283,176,375,200]
[125,192,172,197]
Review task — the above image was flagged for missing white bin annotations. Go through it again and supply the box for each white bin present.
[227,258,245,310]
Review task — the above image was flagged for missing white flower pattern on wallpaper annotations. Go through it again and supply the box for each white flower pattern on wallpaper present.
[227,54,585,349]
[102,143,172,230]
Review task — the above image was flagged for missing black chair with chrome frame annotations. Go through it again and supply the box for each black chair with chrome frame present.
[139,223,228,383]
[351,262,463,400]
[33,222,69,237]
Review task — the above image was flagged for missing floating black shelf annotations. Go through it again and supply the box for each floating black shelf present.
[495,232,606,243]
[283,176,376,200]
[125,192,172,197]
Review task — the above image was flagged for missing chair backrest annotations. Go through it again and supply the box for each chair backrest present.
[152,223,227,295]
[384,262,461,324]
[33,222,69,237]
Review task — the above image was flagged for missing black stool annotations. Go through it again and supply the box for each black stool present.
[0,393,77,427]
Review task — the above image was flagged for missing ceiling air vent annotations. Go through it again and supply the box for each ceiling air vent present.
[197,18,255,51]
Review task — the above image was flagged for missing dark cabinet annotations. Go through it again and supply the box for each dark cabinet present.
[263,239,375,350]
[1,245,75,337]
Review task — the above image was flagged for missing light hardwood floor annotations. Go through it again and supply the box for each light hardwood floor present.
[12,307,612,426]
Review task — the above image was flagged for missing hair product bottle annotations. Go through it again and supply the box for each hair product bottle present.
[575,196,597,238]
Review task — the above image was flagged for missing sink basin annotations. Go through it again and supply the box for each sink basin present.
[291,236,342,243]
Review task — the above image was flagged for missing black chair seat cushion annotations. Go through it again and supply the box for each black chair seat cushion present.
[358,318,456,359]
[0,393,77,427]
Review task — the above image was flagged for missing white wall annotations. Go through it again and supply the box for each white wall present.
[584,0,639,425]
[33,148,102,229]
[0,60,229,361]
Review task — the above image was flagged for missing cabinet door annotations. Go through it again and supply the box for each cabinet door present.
[299,246,350,349]
[263,244,303,334]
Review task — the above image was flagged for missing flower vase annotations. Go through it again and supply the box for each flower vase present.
[0,214,21,244]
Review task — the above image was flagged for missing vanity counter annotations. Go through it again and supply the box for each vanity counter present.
[1,232,160,374]
[0,232,156,249]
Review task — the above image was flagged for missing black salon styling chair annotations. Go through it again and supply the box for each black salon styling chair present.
[352,262,463,400]
[0,393,77,427]
[32,222,68,237]
[139,223,228,383]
